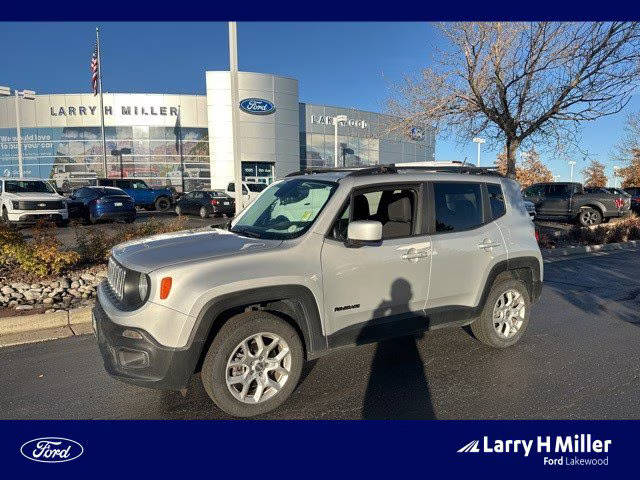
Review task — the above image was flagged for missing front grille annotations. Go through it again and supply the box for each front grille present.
[107,257,127,301]
[14,200,64,210]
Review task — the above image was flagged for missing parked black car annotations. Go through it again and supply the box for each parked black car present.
[175,190,235,218]
[523,182,629,226]
[66,186,136,224]
[624,187,640,213]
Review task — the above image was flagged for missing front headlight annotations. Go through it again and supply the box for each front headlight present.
[138,274,150,302]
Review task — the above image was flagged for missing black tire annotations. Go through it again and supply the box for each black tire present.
[578,207,602,227]
[56,219,70,228]
[155,196,171,212]
[199,206,209,219]
[89,212,98,225]
[200,310,304,417]
[470,278,531,349]
[124,215,135,224]
[1,206,9,223]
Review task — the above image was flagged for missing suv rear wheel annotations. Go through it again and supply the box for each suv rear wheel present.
[201,310,304,417]
[470,278,531,348]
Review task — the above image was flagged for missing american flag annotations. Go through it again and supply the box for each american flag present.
[90,44,99,95]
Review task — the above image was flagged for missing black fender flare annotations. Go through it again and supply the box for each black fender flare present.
[189,285,326,360]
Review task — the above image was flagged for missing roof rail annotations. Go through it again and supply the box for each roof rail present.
[285,165,398,177]
[391,164,504,177]
[285,163,504,179]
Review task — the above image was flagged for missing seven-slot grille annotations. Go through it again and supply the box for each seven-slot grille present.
[107,257,126,301]
[13,200,65,210]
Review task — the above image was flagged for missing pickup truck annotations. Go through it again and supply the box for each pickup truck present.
[522,182,628,226]
[97,178,172,211]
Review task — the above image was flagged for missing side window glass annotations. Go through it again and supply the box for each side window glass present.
[227,183,234,192]
[434,182,484,232]
[487,183,506,220]
[329,187,417,241]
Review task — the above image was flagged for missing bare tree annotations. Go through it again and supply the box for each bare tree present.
[612,112,640,187]
[495,147,553,187]
[582,159,608,187]
[390,22,640,177]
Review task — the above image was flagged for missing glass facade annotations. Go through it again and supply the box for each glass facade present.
[299,103,435,169]
[0,125,210,192]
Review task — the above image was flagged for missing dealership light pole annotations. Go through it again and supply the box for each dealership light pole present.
[613,165,621,188]
[334,115,347,167]
[568,160,576,182]
[0,86,35,177]
[472,137,485,167]
[229,22,244,216]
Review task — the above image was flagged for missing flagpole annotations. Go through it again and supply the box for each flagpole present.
[96,27,108,177]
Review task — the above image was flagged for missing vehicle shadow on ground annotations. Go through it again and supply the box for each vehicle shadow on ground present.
[359,278,436,419]
[544,256,640,327]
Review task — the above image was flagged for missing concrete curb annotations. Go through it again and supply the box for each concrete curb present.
[542,240,640,258]
[0,306,92,347]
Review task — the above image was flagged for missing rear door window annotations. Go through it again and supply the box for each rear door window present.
[433,182,484,232]
[486,183,506,220]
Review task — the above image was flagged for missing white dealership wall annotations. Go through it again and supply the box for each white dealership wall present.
[206,71,300,189]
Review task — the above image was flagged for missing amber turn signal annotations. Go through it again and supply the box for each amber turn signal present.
[160,277,172,299]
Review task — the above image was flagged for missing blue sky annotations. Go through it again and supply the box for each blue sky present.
[1,21,637,183]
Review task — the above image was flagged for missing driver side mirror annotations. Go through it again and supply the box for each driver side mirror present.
[347,220,382,247]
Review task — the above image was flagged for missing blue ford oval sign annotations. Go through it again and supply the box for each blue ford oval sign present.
[239,98,276,115]
[20,437,84,463]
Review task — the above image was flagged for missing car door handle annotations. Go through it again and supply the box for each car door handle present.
[401,252,429,260]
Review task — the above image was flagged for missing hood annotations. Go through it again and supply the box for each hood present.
[112,227,282,273]
[3,191,64,200]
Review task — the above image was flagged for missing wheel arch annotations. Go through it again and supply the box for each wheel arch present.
[479,257,542,309]
[579,203,606,216]
[191,285,326,371]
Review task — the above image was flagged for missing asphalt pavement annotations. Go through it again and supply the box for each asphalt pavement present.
[1,250,639,420]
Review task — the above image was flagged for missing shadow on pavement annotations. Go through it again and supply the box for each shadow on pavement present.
[544,254,640,327]
[360,278,435,419]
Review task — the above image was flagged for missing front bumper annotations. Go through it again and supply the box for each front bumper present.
[7,209,68,223]
[93,297,204,391]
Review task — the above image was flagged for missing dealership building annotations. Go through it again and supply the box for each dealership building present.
[0,71,435,191]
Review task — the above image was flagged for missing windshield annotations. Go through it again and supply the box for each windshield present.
[5,180,56,194]
[231,179,337,240]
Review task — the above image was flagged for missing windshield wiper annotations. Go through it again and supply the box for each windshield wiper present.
[231,227,262,239]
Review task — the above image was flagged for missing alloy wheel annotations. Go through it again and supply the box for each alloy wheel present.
[492,289,526,339]
[225,332,292,404]
[580,210,600,226]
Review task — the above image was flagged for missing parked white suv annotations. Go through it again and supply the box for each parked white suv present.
[0,178,69,226]
[94,165,542,417]
[225,181,268,207]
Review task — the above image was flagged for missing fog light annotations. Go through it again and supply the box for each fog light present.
[117,348,149,368]
[122,329,143,340]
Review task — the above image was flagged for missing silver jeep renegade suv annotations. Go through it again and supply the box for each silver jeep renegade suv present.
[94,165,542,417]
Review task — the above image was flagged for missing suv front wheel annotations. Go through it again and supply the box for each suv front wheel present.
[201,310,304,417]
[470,278,531,348]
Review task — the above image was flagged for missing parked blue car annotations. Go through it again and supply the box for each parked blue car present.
[67,186,136,224]
[96,178,173,211]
